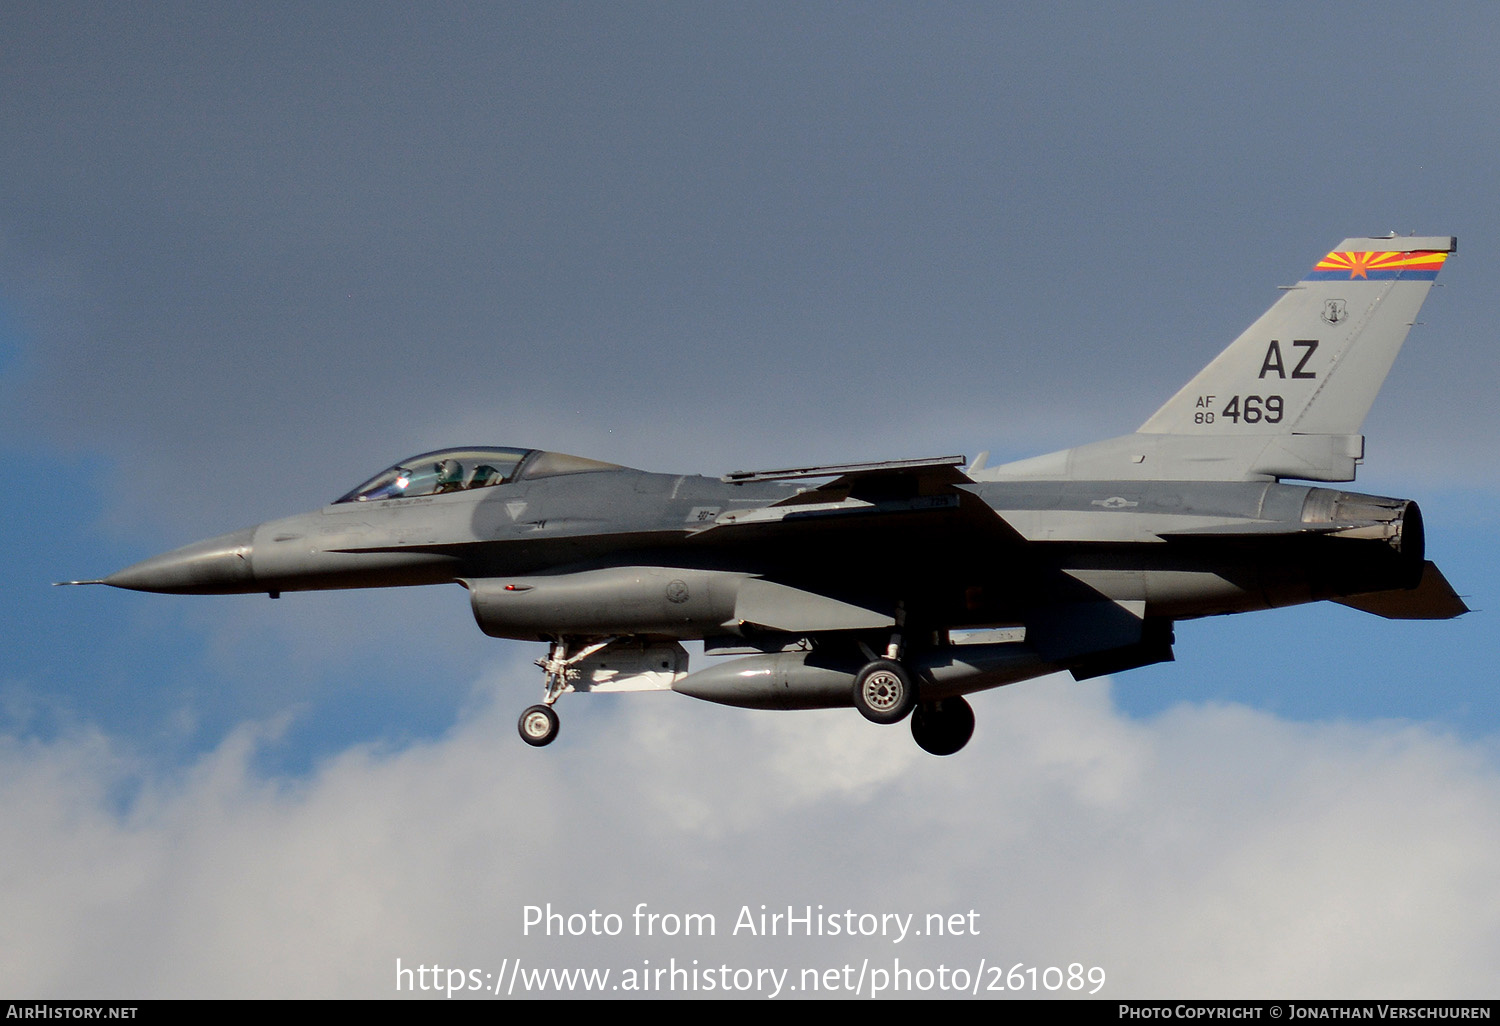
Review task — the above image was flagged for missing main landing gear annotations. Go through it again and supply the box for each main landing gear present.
[850,608,975,755]
[850,659,975,755]
[852,606,919,725]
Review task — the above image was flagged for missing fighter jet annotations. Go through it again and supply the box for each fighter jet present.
[65,235,1467,754]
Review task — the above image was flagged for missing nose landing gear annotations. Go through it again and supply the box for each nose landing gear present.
[516,637,616,748]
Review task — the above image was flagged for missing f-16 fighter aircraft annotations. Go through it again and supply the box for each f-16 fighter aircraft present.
[66,235,1467,754]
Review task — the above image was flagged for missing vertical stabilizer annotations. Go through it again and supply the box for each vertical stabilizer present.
[1140,236,1454,439]
[985,235,1455,483]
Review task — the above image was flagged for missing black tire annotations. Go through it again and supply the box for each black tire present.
[518,704,560,747]
[910,696,975,756]
[851,659,917,724]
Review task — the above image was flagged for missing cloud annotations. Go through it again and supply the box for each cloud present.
[2,668,1497,999]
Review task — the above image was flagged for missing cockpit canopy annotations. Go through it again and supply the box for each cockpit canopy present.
[334,447,623,504]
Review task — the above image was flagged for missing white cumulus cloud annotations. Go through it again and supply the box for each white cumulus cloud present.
[2,670,1497,998]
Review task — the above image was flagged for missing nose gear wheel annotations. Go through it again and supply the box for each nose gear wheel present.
[519,704,560,747]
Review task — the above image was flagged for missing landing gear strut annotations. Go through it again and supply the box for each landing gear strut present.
[851,604,918,724]
[517,637,614,748]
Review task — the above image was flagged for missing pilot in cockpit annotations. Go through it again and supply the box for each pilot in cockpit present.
[434,459,465,493]
[337,447,537,504]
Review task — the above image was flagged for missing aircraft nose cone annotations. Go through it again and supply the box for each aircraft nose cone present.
[104,527,257,594]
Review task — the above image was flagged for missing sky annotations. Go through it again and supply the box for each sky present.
[3,1,1499,1000]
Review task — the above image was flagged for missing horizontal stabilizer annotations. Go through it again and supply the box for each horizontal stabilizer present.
[1333,562,1469,620]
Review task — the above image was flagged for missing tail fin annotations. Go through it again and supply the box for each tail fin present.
[986,235,1455,483]
[1141,236,1454,438]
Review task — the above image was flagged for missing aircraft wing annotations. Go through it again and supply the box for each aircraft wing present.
[711,454,1002,528]
[721,454,972,511]
[697,455,1038,630]
[700,456,1031,574]
[721,454,969,487]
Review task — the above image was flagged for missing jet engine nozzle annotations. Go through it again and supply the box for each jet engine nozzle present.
[1300,489,1427,594]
